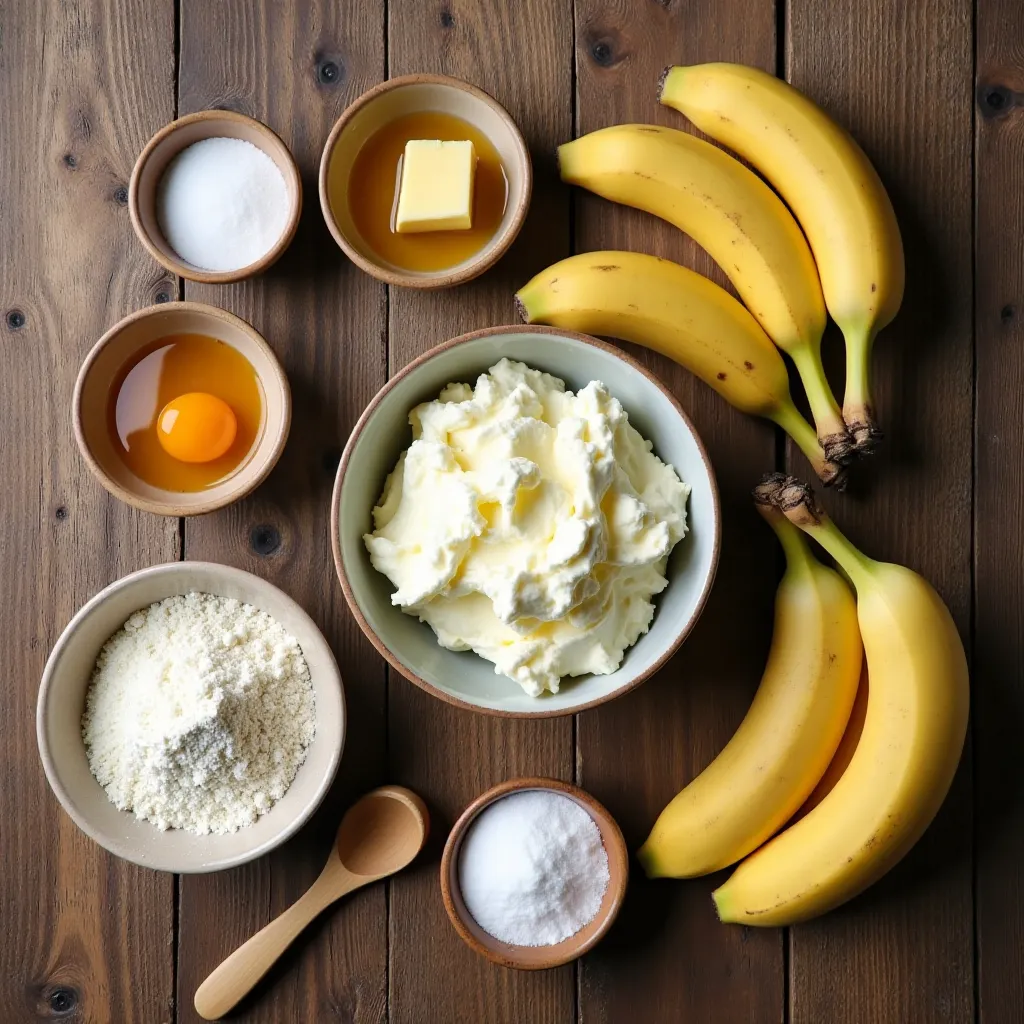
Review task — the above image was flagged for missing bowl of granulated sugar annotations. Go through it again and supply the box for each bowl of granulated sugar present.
[129,110,302,284]
[37,561,345,873]
[440,777,629,969]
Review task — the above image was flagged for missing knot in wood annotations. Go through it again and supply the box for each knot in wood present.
[250,524,282,556]
[317,59,342,85]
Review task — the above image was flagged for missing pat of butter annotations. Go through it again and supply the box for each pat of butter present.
[394,140,478,233]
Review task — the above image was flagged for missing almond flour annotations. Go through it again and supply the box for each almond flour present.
[81,592,315,835]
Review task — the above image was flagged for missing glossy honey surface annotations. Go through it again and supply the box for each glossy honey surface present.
[108,333,264,492]
[334,111,508,272]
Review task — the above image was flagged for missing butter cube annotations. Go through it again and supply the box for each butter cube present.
[394,140,477,233]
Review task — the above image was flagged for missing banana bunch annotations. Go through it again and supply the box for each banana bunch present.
[661,64,904,451]
[639,475,968,926]
[558,124,851,465]
[516,251,846,486]
[638,503,862,878]
[521,63,903,459]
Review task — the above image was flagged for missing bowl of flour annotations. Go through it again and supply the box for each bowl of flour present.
[37,562,345,873]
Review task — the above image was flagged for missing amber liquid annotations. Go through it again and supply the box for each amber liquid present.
[335,111,509,272]
[108,333,264,492]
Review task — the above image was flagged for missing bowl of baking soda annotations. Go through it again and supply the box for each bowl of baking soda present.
[129,110,302,283]
[440,777,629,969]
[36,561,345,873]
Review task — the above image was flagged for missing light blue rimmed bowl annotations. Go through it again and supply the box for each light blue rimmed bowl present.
[331,325,720,717]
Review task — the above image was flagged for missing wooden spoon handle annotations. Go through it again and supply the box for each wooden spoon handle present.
[193,867,355,1021]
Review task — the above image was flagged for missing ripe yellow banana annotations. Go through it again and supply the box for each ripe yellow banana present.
[515,251,845,486]
[713,475,969,927]
[794,663,868,821]
[638,503,861,878]
[661,63,905,451]
[558,125,853,464]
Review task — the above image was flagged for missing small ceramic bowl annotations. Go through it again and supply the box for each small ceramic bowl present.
[129,109,302,284]
[318,74,532,289]
[440,778,629,969]
[332,325,720,717]
[37,561,346,873]
[74,301,291,516]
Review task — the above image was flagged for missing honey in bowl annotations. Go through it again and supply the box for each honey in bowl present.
[109,333,264,492]
[335,111,508,272]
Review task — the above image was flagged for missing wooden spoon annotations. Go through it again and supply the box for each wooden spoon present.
[194,785,429,1021]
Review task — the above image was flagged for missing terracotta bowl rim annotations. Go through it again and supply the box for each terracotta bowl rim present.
[72,300,292,517]
[439,776,630,970]
[330,323,721,718]
[317,73,533,290]
[128,108,303,284]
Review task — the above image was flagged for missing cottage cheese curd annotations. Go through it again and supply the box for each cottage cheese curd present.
[364,359,689,696]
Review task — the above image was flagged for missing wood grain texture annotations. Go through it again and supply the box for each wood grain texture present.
[974,3,1024,1022]
[0,2,178,1022]
[572,3,784,1023]
[385,2,576,1022]
[2,2,1015,1022]
[175,3,389,1021]
[785,2,975,1022]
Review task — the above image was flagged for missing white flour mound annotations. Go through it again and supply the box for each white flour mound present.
[82,592,316,835]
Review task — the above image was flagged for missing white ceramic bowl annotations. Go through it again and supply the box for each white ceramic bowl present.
[332,326,720,717]
[37,562,346,873]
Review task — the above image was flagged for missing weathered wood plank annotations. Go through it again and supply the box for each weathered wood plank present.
[0,1,178,1021]
[785,1,975,1021]
[975,1,1024,1021]
[384,2,576,1022]
[572,2,784,1022]
[174,2,389,1021]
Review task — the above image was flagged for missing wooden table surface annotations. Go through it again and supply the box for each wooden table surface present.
[1,0,1020,1021]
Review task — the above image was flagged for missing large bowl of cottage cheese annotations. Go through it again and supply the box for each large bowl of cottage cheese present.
[332,326,720,716]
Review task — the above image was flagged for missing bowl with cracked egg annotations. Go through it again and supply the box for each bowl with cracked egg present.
[332,325,720,717]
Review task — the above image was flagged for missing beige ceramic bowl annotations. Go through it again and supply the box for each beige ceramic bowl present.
[318,74,532,289]
[129,109,302,284]
[332,325,720,717]
[74,301,291,516]
[37,561,346,874]
[440,778,629,970]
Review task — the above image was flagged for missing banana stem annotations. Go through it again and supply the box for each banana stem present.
[841,322,881,453]
[786,343,855,465]
[755,473,877,589]
[794,517,876,592]
[770,402,846,488]
[754,500,814,573]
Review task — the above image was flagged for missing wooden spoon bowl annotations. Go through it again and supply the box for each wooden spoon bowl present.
[194,786,429,1021]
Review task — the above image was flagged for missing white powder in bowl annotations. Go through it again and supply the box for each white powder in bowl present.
[156,136,290,272]
[457,790,610,946]
[82,592,316,835]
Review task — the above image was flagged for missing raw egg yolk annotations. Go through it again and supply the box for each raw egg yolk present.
[157,392,237,463]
